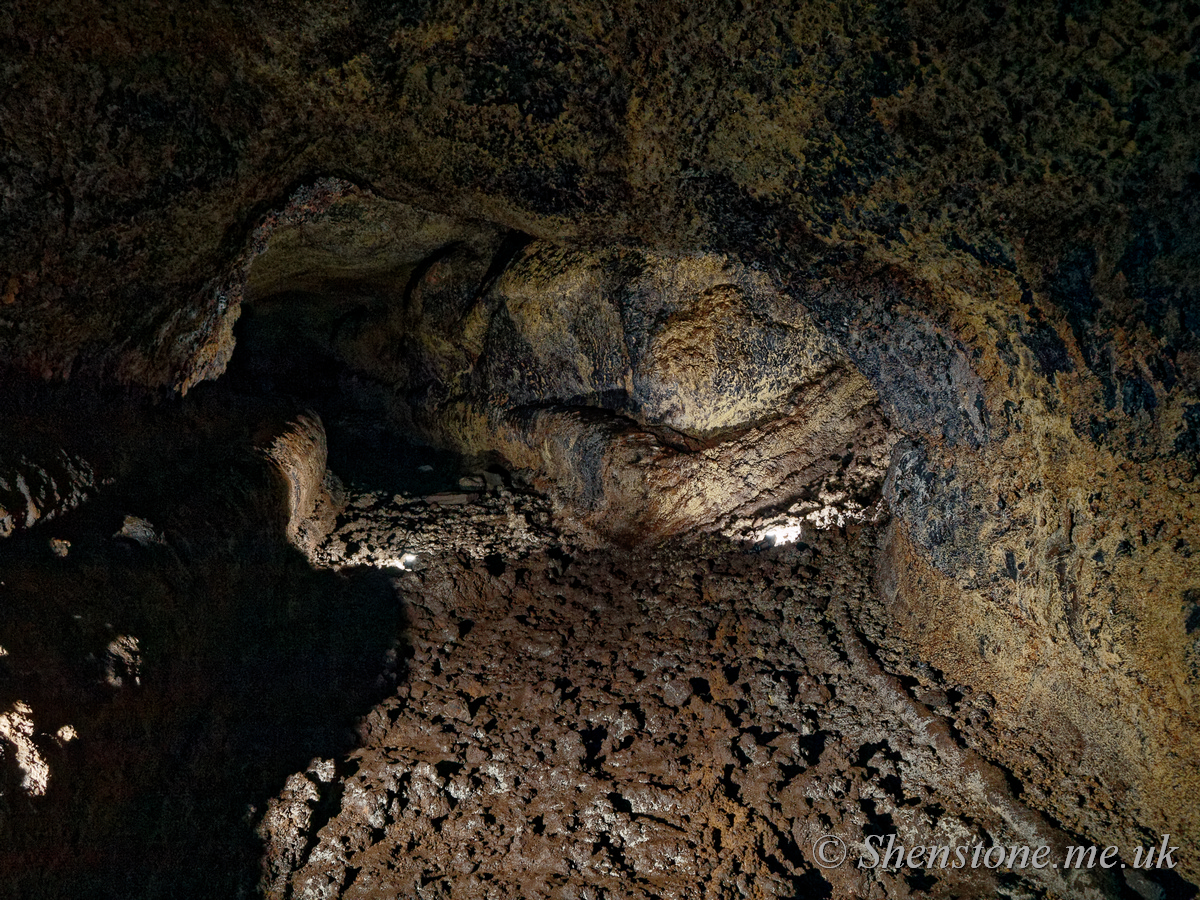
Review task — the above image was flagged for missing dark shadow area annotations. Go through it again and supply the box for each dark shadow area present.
[325,419,470,497]
[226,292,473,498]
[0,374,408,899]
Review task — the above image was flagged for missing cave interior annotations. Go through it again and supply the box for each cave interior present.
[1,2,1198,899]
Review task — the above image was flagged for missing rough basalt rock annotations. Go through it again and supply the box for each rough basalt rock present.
[0,449,94,538]
[0,387,403,898]
[260,501,1121,900]
[261,410,343,554]
[236,204,897,544]
[1,0,1198,896]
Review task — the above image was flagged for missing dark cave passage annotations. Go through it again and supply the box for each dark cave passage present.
[0,372,409,899]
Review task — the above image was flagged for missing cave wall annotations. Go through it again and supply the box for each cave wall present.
[235,190,895,543]
[2,0,1198,885]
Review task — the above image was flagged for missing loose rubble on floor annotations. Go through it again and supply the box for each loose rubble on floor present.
[311,478,557,573]
[260,476,1121,900]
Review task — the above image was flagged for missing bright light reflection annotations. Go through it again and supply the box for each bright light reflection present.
[382,553,419,571]
[762,522,804,546]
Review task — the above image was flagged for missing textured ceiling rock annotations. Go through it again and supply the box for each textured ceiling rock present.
[487,246,831,439]
[238,194,894,543]
[246,189,491,303]
[2,0,1199,893]
[4,0,1196,393]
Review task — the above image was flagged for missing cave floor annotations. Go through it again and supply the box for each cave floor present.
[261,484,1078,900]
[0,380,1148,899]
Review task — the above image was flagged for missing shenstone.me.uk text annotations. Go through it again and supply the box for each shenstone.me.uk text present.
[857,834,1179,871]
[810,833,1180,871]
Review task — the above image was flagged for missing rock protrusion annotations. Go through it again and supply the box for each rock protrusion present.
[0,451,94,539]
[260,411,341,554]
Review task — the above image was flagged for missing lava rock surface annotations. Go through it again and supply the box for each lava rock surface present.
[263,486,1127,900]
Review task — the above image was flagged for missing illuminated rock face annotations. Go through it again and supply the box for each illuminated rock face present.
[234,190,895,544]
[0,2,1198,897]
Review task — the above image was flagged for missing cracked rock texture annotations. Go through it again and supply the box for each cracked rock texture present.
[0,449,94,538]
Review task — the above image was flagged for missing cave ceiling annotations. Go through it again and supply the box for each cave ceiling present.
[0,1,1198,898]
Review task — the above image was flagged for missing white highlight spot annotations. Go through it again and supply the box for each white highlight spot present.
[762,522,804,546]
[0,701,50,796]
[382,553,419,571]
[56,725,77,743]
